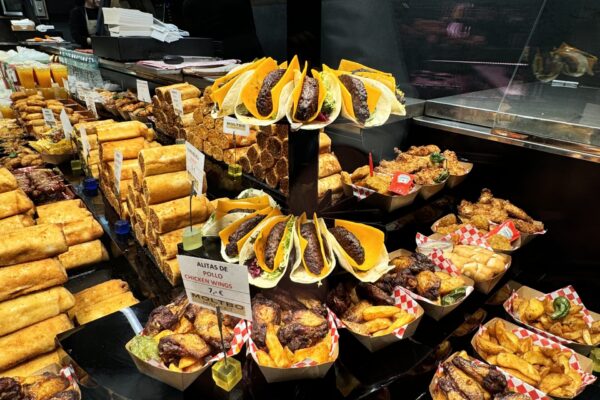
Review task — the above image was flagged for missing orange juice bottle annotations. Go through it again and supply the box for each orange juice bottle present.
[34,64,52,88]
[0,102,14,118]
[50,64,68,87]
[15,65,35,89]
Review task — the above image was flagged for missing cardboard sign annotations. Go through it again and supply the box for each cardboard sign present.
[79,127,90,158]
[136,79,152,103]
[185,141,205,194]
[170,89,183,115]
[177,255,252,320]
[223,116,250,137]
[114,150,123,194]
[42,108,56,126]
[84,94,98,118]
[388,172,415,196]
[60,109,73,141]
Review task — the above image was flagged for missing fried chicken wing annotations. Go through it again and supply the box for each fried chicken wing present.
[158,333,211,365]
[407,145,441,156]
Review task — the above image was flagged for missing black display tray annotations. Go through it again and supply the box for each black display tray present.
[91,36,215,61]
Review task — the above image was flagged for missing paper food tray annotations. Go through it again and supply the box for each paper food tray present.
[503,285,600,355]
[471,317,596,399]
[246,311,339,383]
[342,181,420,212]
[388,248,475,321]
[126,320,248,391]
[446,161,473,189]
[419,180,446,200]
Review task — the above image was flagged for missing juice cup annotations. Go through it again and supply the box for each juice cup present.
[34,64,53,88]
[15,65,35,89]
[0,102,14,118]
[50,64,68,87]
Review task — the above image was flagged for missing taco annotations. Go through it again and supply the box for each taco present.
[326,219,391,282]
[285,63,342,130]
[234,56,300,126]
[335,69,398,128]
[202,193,275,237]
[210,58,267,117]
[290,213,336,284]
[338,59,406,116]
[219,206,281,263]
[239,215,296,288]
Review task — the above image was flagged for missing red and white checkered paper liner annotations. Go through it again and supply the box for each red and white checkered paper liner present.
[432,354,542,400]
[489,220,547,236]
[475,322,596,399]
[331,288,421,339]
[246,309,339,368]
[349,184,376,200]
[503,286,595,346]
[415,232,462,275]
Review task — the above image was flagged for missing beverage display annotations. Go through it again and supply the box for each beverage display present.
[34,64,52,88]
[50,63,68,87]
[15,65,35,89]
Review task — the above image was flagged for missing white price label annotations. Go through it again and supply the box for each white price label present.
[60,109,73,140]
[170,89,183,115]
[42,108,56,126]
[85,94,98,118]
[177,255,252,320]
[62,78,69,93]
[185,141,205,193]
[223,116,250,137]
[68,76,76,94]
[79,127,90,158]
[136,79,152,103]
[114,150,123,194]
[8,69,17,84]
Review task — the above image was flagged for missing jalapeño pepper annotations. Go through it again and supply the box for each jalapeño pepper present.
[441,286,467,306]
[550,296,570,320]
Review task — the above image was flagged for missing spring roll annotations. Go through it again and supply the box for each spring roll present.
[0,214,35,233]
[0,189,34,220]
[0,168,18,193]
[57,240,109,270]
[68,279,131,319]
[96,121,148,143]
[0,225,67,267]
[142,170,192,205]
[0,314,73,371]
[138,144,186,177]
[148,195,213,234]
[36,199,84,218]
[0,351,61,378]
[0,287,74,337]
[161,258,181,286]
[0,259,67,303]
[318,153,342,178]
[36,207,91,225]
[75,291,139,325]
[62,217,103,246]
[100,137,146,162]
[157,224,202,258]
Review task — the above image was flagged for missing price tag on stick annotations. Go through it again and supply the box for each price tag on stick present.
[79,127,90,159]
[42,108,56,127]
[177,255,252,320]
[223,116,250,137]
[185,141,205,194]
[136,79,152,103]
[170,89,183,115]
[60,109,73,141]
[114,150,123,195]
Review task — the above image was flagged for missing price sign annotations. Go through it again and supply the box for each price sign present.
[170,89,183,115]
[114,150,123,194]
[62,78,69,93]
[60,109,73,140]
[85,94,98,118]
[177,255,252,320]
[42,108,56,127]
[8,69,17,84]
[185,141,205,193]
[79,127,90,158]
[136,79,152,103]
[223,116,250,137]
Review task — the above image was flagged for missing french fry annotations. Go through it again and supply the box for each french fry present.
[362,306,401,321]
[284,346,294,362]
[153,329,174,342]
[178,356,198,369]
[266,323,290,368]
[496,353,541,383]
[174,317,193,334]
[255,349,276,367]
[494,320,520,353]
[372,312,415,336]
[168,363,183,372]
[363,318,392,334]
[501,367,538,386]
[539,373,573,395]
[292,339,329,364]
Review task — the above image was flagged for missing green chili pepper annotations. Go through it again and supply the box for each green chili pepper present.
[550,296,570,320]
[8,152,16,158]
[441,286,467,305]
[434,170,450,183]
[430,152,445,164]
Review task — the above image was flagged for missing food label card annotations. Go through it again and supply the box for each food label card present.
[79,127,90,158]
[170,89,183,115]
[223,116,250,137]
[84,94,98,118]
[177,255,252,320]
[42,108,56,127]
[60,109,73,141]
[136,79,152,103]
[185,141,205,194]
[114,150,123,194]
